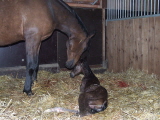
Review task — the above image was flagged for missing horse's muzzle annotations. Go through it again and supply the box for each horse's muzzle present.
[66,60,75,69]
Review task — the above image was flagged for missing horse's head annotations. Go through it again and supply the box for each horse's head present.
[65,32,95,69]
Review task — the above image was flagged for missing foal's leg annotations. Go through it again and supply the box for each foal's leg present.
[23,33,41,95]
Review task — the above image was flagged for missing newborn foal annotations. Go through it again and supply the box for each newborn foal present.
[70,60,108,117]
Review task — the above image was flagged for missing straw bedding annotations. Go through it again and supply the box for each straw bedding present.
[0,68,160,120]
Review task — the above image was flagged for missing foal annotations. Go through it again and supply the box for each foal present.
[70,59,108,117]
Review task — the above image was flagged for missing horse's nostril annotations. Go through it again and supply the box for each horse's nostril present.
[66,60,74,69]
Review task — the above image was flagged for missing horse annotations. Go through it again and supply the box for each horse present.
[0,0,95,95]
[70,59,108,117]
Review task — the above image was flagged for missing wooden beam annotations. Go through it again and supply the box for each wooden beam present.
[67,3,101,8]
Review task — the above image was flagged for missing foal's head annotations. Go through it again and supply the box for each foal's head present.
[65,33,94,69]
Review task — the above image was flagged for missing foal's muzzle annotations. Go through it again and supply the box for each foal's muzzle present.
[66,60,75,69]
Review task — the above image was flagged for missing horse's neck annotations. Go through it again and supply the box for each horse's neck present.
[57,20,87,39]
[54,0,88,38]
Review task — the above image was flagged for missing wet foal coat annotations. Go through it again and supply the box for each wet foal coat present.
[70,60,108,116]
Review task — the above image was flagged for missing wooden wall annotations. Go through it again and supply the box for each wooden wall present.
[106,16,160,76]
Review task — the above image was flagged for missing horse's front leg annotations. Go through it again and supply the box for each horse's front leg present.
[23,34,41,95]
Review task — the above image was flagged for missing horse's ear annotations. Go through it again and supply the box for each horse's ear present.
[87,30,96,40]
[85,31,96,44]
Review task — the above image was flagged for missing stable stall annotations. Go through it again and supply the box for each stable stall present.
[0,0,160,120]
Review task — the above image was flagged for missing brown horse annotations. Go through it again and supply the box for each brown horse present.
[0,0,94,95]
[70,59,108,117]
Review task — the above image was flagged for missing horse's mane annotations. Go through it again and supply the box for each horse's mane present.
[58,0,88,36]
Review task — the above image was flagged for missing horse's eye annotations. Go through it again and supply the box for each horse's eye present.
[66,41,73,50]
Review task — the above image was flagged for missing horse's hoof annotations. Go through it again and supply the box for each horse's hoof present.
[23,89,34,96]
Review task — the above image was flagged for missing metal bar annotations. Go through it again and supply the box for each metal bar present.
[118,0,119,19]
[141,0,143,16]
[154,0,156,14]
[144,0,145,16]
[135,0,137,17]
[115,0,117,19]
[138,0,140,16]
[147,0,149,15]
[127,0,128,18]
[130,0,131,17]
[122,0,124,18]
[107,14,160,21]
[132,0,133,17]
[125,0,126,18]
[120,0,121,18]
[107,0,109,20]
[158,0,160,14]
[151,0,152,14]
[110,0,112,19]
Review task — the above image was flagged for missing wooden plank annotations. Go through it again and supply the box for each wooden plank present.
[67,3,101,8]
[141,18,149,72]
[115,20,121,72]
[106,21,114,71]
[119,20,124,71]
[123,19,133,71]
[134,18,142,70]
[154,17,160,76]
[113,20,117,72]
[132,19,137,70]
[129,19,134,69]
[102,0,107,8]
[148,17,155,74]
[112,21,118,72]
[102,9,106,68]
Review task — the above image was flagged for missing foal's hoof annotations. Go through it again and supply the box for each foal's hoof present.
[70,72,75,78]
[23,89,34,96]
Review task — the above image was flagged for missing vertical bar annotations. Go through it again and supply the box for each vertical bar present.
[144,0,146,15]
[118,0,119,19]
[125,0,126,18]
[130,0,131,17]
[109,0,110,20]
[133,0,135,17]
[138,0,140,16]
[117,0,119,19]
[158,0,160,14]
[135,0,137,17]
[147,0,149,15]
[122,0,124,18]
[107,0,109,20]
[141,0,143,16]
[151,0,152,15]
[154,0,156,14]
[134,0,137,17]
[115,0,117,19]
[110,0,112,19]
[127,0,129,18]
[120,0,121,18]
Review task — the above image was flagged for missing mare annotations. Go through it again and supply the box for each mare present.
[0,0,94,95]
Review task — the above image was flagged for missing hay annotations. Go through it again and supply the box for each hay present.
[0,68,160,120]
